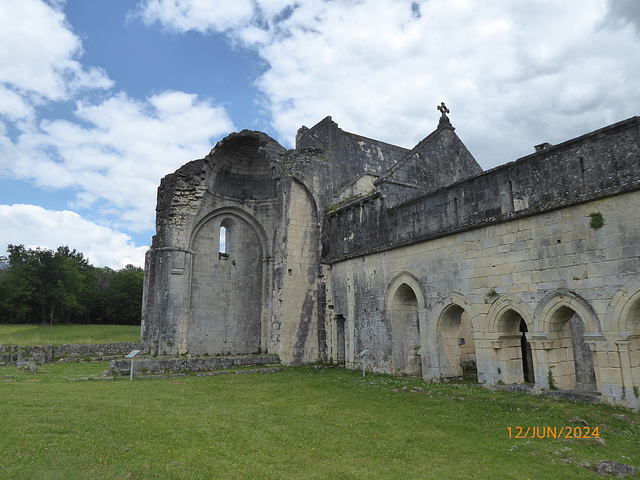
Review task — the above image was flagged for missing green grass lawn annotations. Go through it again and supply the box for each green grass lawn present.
[0,324,141,346]
[1,364,639,479]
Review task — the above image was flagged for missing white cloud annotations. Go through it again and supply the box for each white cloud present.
[0,0,239,268]
[135,0,254,33]
[0,0,112,103]
[138,0,640,168]
[0,204,148,269]
[0,85,33,121]
[1,91,235,232]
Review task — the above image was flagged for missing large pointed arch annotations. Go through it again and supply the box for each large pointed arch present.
[187,207,270,356]
[486,294,534,335]
[191,206,270,257]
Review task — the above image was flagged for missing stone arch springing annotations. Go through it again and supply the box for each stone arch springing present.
[386,273,426,376]
[486,295,535,384]
[433,293,479,380]
[604,277,640,334]
[535,291,599,391]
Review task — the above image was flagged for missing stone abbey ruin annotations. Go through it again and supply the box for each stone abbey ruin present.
[141,107,640,409]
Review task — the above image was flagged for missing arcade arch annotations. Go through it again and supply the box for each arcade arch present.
[434,294,479,380]
[386,274,425,376]
[605,279,640,400]
[535,292,598,391]
[486,296,535,384]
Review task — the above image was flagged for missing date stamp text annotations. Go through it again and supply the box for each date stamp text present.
[507,426,599,439]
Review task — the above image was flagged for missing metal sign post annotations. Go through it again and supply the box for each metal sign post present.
[359,349,369,377]
[125,350,141,381]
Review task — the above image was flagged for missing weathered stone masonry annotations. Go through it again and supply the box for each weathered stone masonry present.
[142,113,640,408]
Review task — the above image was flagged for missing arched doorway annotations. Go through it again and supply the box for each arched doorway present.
[391,283,422,375]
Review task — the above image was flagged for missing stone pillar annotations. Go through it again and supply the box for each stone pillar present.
[616,340,638,407]
[529,333,551,389]
[45,344,53,363]
[422,329,441,381]
[583,333,607,394]
[496,333,522,384]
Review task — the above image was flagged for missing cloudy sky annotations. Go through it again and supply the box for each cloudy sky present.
[1,0,639,268]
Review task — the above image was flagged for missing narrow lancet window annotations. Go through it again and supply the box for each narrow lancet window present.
[219,226,226,253]
[219,225,228,259]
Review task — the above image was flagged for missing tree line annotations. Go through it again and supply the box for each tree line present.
[0,244,144,325]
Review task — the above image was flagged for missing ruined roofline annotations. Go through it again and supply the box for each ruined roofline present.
[377,114,640,206]
[322,115,640,263]
[413,115,640,206]
[296,115,410,156]
[208,129,285,154]
[497,115,640,170]
[205,129,286,171]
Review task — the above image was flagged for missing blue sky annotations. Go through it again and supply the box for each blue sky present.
[1,0,639,268]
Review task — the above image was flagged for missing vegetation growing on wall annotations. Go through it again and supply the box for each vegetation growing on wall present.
[589,211,604,229]
[0,244,143,325]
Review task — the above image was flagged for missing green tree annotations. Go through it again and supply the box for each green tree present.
[0,245,144,325]
[0,245,40,323]
[0,245,91,324]
[102,265,145,325]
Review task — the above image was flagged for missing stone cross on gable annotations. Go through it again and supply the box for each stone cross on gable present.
[437,102,453,129]
[437,102,450,118]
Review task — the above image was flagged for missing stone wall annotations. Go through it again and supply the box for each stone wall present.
[319,116,640,408]
[296,116,409,195]
[376,119,483,205]
[108,355,280,376]
[142,112,640,408]
[0,342,143,365]
[324,117,640,263]
[272,180,321,363]
[142,129,327,361]
[326,189,640,407]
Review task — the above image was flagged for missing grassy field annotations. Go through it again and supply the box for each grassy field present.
[0,324,141,346]
[1,363,639,479]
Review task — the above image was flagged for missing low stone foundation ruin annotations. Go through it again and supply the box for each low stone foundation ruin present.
[107,354,281,376]
[0,342,143,365]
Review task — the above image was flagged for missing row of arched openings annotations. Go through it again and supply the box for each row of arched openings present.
[387,280,639,391]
